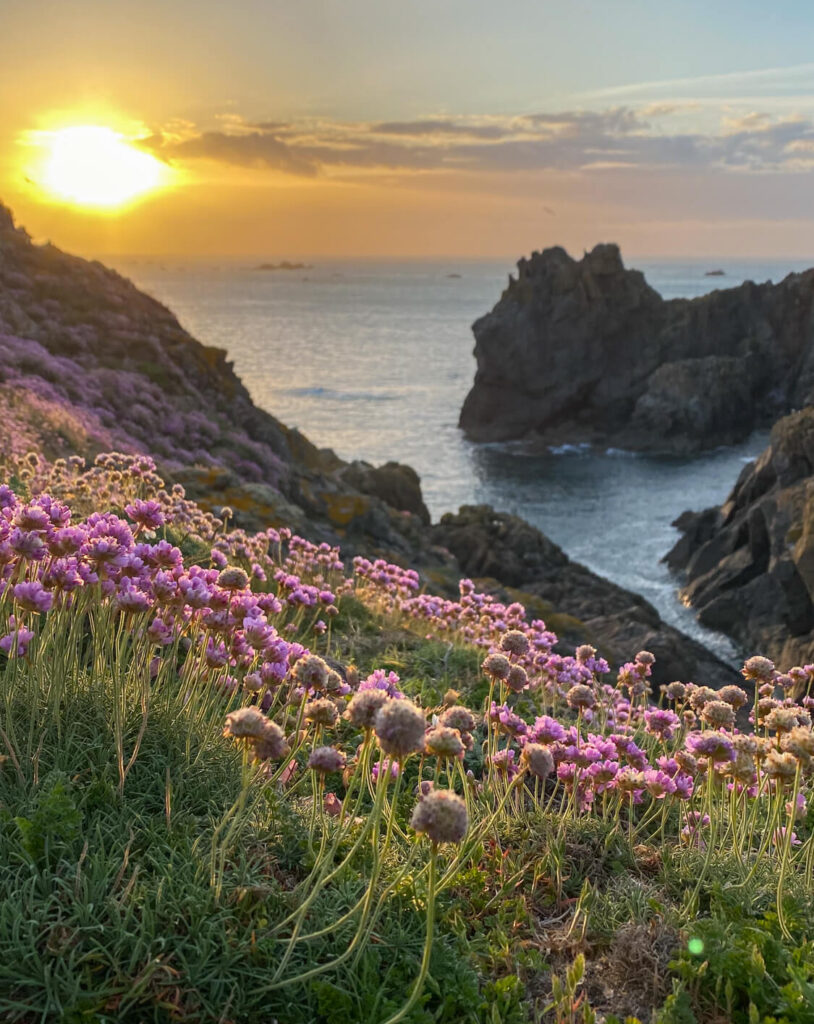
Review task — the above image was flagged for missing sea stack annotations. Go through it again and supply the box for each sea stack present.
[459,244,814,454]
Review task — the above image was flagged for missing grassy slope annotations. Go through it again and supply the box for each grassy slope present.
[2,599,813,1024]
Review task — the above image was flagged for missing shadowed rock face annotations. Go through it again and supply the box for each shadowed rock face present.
[460,243,814,453]
[667,408,814,668]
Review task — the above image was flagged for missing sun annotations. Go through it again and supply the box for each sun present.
[23,125,171,210]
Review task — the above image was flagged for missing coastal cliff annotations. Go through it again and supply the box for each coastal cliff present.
[668,408,814,667]
[460,243,814,453]
[0,203,738,687]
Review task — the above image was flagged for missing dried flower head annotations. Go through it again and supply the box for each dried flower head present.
[727,752,757,785]
[700,700,736,730]
[217,566,250,591]
[439,705,477,734]
[742,656,775,682]
[764,749,798,783]
[424,725,465,761]
[781,726,814,767]
[521,742,555,779]
[663,681,687,702]
[223,706,268,741]
[756,697,780,726]
[716,685,749,711]
[374,699,427,757]
[410,789,468,845]
[506,664,529,693]
[688,686,718,712]
[732,734,759,756]
[345,688,389,729]
[308,746,346,774]
[305,698,339,728]
[292,654,330,691]
[482,652,511,681]
[765,707,801,735]
[253,719,290,761]
[500,630,530,657]
[567,684,596,711]
[674,749,699,776]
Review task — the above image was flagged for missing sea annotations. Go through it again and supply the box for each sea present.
[110,255,814,663]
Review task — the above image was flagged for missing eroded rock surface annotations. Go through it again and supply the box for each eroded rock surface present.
[460,243,814,453]
[667,408,814,667]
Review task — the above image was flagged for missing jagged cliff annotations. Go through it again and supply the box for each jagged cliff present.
[0,204,738,686]
[460,243,814,453]
[667,408,814,668]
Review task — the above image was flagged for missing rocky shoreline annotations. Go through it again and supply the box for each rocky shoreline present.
[0,203,740,686]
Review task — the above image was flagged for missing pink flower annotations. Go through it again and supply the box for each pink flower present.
[13,580,53,614]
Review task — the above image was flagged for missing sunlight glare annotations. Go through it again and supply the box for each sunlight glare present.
[26,125,170,209]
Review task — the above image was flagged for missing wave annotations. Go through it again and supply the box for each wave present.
[603,447,639,459]
[547,442,592,456]
[276,386,397,403]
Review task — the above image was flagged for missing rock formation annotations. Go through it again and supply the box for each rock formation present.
[433,506,737,689]
[667,408,814,667]
[460,243,814,453]
[0,202,739,686]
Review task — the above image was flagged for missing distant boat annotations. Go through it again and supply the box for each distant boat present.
[254,261,314,271]
[447,273,462,278]
[704,269,725,277]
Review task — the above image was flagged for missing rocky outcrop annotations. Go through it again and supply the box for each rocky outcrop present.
[433,506,738,689]
[338,461,431,525]
[460,243,814,453]
[0,202,741,685]
[667,408,814,667]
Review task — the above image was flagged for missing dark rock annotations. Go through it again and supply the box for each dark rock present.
[460,243,814,453]
[339,461,431,524]
[668,408,814,666]
[433,505,738,689]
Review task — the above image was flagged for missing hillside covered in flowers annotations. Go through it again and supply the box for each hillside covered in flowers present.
[1,205,814,1023]
[0,446,813,1022]
[0,203,738,690]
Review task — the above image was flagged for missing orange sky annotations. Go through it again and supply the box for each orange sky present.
[4,0,814,258]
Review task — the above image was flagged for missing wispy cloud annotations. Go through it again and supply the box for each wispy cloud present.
[141,105,814,180]
[582,62,814,102]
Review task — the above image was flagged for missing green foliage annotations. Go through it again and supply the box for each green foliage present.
[0,691,490,1023]
[671,909,814,1023]
[13,771,82,865]
[547,954,597,1024]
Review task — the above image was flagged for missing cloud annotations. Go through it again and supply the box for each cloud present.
[582,62,814,102]
[142,105,814,179]
[144,129,318,176]
[370,118,511,140]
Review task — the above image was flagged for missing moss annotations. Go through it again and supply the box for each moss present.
[320,491,372,527]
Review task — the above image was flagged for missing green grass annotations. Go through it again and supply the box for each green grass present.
[2,579,814,1022]
[0,686,491,1023]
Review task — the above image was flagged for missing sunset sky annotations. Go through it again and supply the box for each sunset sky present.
[4,0,814,258]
